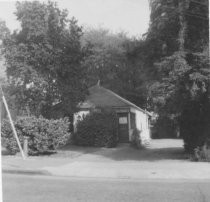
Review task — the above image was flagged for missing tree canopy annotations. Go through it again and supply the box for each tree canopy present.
[2,1,87,117]
[81,27,150,108]
[147,0,209,151]
[1,0,209,152]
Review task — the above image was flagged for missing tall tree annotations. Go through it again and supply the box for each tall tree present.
[81,28,128,89]
[0,19,9,79]
[148,0,209,151]
[82,27,149,108]
[3,1,87,117]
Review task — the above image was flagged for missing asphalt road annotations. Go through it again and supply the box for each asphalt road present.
[2,174,210,202]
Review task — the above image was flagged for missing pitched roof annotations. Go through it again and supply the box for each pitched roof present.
[79,85,150,115]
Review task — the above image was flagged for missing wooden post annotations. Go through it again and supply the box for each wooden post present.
[23,137,29,157]
[128,112,131,141]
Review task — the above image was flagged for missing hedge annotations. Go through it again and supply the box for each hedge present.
[74,110,118,147]
[1,116,71,155]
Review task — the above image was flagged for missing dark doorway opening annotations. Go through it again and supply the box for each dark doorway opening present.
[117,113,129,143]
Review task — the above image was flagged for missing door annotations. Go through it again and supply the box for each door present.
[117,113,129,143]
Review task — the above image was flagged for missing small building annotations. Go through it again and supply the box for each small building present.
[74,84,151,144]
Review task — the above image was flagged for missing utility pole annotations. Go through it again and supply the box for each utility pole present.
[0,95,3,202]
[0,86,25,160]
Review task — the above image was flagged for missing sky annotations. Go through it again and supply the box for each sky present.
[0,0,150,37]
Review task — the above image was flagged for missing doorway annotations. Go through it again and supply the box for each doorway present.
[117,113,129,143]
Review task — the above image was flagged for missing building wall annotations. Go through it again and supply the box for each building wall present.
[74,107,151,145]
[131,108,151,143]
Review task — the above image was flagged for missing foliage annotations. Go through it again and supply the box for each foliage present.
[0,19,10,41]
[0,19,9,83]
[2,1,87,117]
[151,116,178,139]
[130,128,141,149]
[0,19,10,61]
[192,142,210,162]
[74,110,118,147]
[3,11,151,116]
[1,116,71,155]
[147,0,209,153]
[82,27,149,108]
[1,0,208,158]
[81,27,128,87]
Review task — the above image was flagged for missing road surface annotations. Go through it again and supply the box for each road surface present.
[3,173,210,202]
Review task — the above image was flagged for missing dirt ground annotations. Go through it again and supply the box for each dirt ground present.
[3,139,210,179]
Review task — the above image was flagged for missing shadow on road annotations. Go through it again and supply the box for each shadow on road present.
[84,139,188,162]
[95,146,186,161]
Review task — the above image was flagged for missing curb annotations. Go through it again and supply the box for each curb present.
[2,169,51,176]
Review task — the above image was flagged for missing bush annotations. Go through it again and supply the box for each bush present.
[180,100,210,154]
[191,140,210,162]
[1,116,71,155]
[74,110,118,147]
[130,128,141,149]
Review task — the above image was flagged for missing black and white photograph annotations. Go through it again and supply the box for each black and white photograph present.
[0,0,209,201]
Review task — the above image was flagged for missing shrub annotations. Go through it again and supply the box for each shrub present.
[130,128,141,149]
[75,110,118,147]
[191,140,210,162]
[180,100,210,154]
[1,116,71,155]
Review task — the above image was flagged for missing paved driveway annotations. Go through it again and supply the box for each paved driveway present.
[74,139,186,162]
[42,139,210,179]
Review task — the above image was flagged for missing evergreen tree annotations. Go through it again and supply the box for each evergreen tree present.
[148,0,209,152]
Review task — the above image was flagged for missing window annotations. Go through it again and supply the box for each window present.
[119,117,127,124]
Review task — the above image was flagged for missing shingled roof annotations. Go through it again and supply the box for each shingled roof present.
[79,84,149,114]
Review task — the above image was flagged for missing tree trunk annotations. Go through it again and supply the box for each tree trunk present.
[178,0,189,52]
